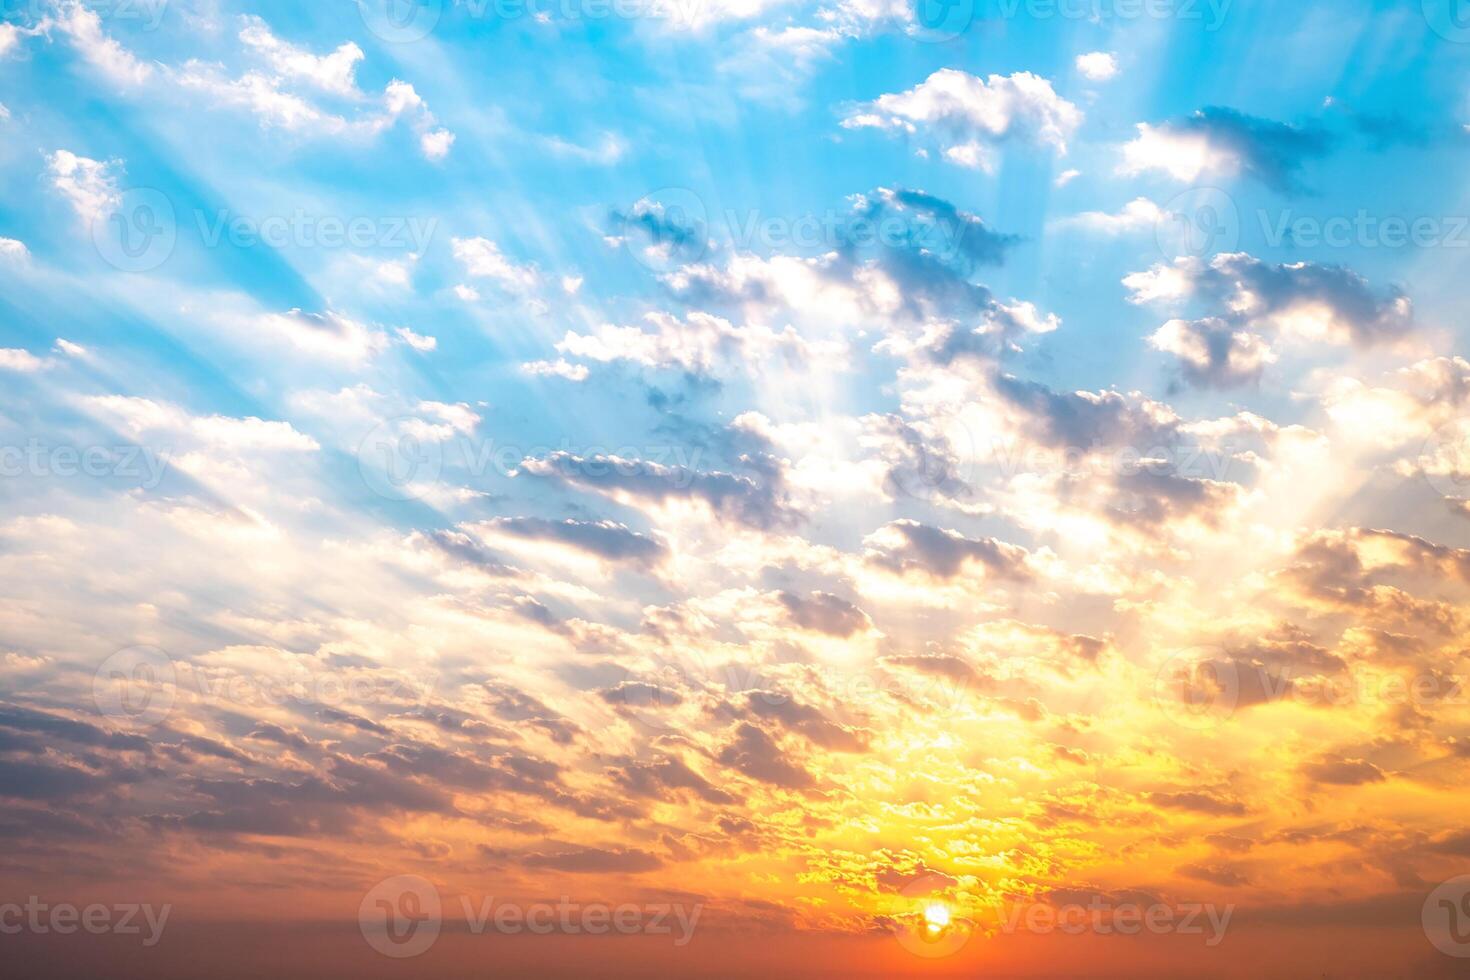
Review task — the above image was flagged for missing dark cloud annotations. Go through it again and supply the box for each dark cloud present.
[865,519,1031,580]
[716,722,817,790]
[776,591,871,638]
[743,693,870,752]
[1166,106,1331,192]
[522,845,664,873]
[518,450,799,530]
[480,516,667,568]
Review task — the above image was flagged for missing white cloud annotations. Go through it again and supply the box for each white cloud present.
[1075,51,1118,82]
[1054,168,1081,187]
[0,349,46,372]
[1119,122,1239,182]
[256,309,389,364]
[46,150,120,222]
[395,326,437,352]
[841,70,1082,172]
[420,128,455,160]
[238,16,363,97]
[1055,197,1164,234]
[83,395,319,451]
[54,2,154,86]
[451,237,540,292]
[522,359,590,382]
[0,237,28,261]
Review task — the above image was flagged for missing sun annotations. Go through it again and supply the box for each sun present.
[922,902,951,931]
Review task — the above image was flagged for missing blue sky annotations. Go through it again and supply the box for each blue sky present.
[5,2,1470,974]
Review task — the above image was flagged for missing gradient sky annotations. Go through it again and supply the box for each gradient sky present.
[4,0,1470,976]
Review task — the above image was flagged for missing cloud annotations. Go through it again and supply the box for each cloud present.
[1126,253,1412,386]
[476,517,668,568]
[517,449,799,530]
[1149,316,1277,388]
[256,309,390,364]
[238,16,362,96]
[841,70,1082,171]
[451,237,540,292]
[46,150,120,222]
[0,349,47,372]
[1075,52,1118,82]
[522,846,663,873]
[1120,107,1330,192]
[1055,197,1164,235]
[777,591,872,637]
[863,519,1032,580]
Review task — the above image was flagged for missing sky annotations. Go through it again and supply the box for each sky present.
[4,0,1470,976]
